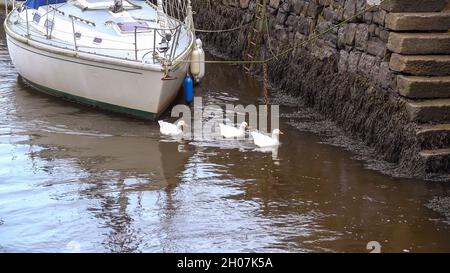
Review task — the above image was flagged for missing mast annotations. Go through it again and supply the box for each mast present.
[186,0,194,32]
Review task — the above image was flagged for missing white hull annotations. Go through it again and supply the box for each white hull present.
[4,0,196,119]
[6,34,189,119]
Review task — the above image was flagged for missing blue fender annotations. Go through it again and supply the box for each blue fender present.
[183,75,194,104]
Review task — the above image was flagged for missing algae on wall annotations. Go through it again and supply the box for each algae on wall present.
[191,0,450,177]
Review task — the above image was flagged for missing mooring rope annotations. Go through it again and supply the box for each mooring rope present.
[263,62,269,107]
[194,19,254,33]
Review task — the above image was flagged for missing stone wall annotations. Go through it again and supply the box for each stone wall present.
[195,0,398,86]
[192,0,450,177]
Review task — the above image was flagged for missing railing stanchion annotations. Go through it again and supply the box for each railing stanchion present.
[45,0,49,38]
[25,4,30,38]
[71,17,78,52]
[134,26,138,61]
[153,28,157,63]
[168,27,177,62]
[5,0,8,14]
[171,25,181,62]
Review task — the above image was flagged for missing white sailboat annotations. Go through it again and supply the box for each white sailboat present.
[3,0,203,119]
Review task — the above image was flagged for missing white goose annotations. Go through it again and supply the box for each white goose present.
[219,122,249,138]
[251,129,284,147]
[158,120,186,136]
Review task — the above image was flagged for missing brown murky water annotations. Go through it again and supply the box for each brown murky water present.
[1,13,450,253]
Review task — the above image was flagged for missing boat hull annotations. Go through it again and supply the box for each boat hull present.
[6,34,189,120]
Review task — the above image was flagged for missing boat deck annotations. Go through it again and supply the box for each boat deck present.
[6,0,192,64]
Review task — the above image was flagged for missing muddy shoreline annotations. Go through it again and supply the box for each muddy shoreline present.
[269,53,425,177]
[204,47,433,180]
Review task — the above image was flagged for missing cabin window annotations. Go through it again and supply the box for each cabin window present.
[32,13,41,24]
[74,32,82,39]
[44,19,54,31]
[93,37,102,44]
[117,22,149,33]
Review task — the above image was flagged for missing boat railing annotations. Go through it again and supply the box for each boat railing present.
[133,24,183,63]
[10,3,187,65]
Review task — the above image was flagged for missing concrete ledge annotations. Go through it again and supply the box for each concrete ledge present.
[420,148,450,173]
[417,124,450,149]
[420,148,450,157]
[398,76,450,98]
[406,98,450,122]
[417,123,450,134]
[382,0,449,12]
[390,54,450,76]
[385,12,450,31]
[388,32,450,54]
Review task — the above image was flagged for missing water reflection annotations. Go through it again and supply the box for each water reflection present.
[254,146,279,161]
